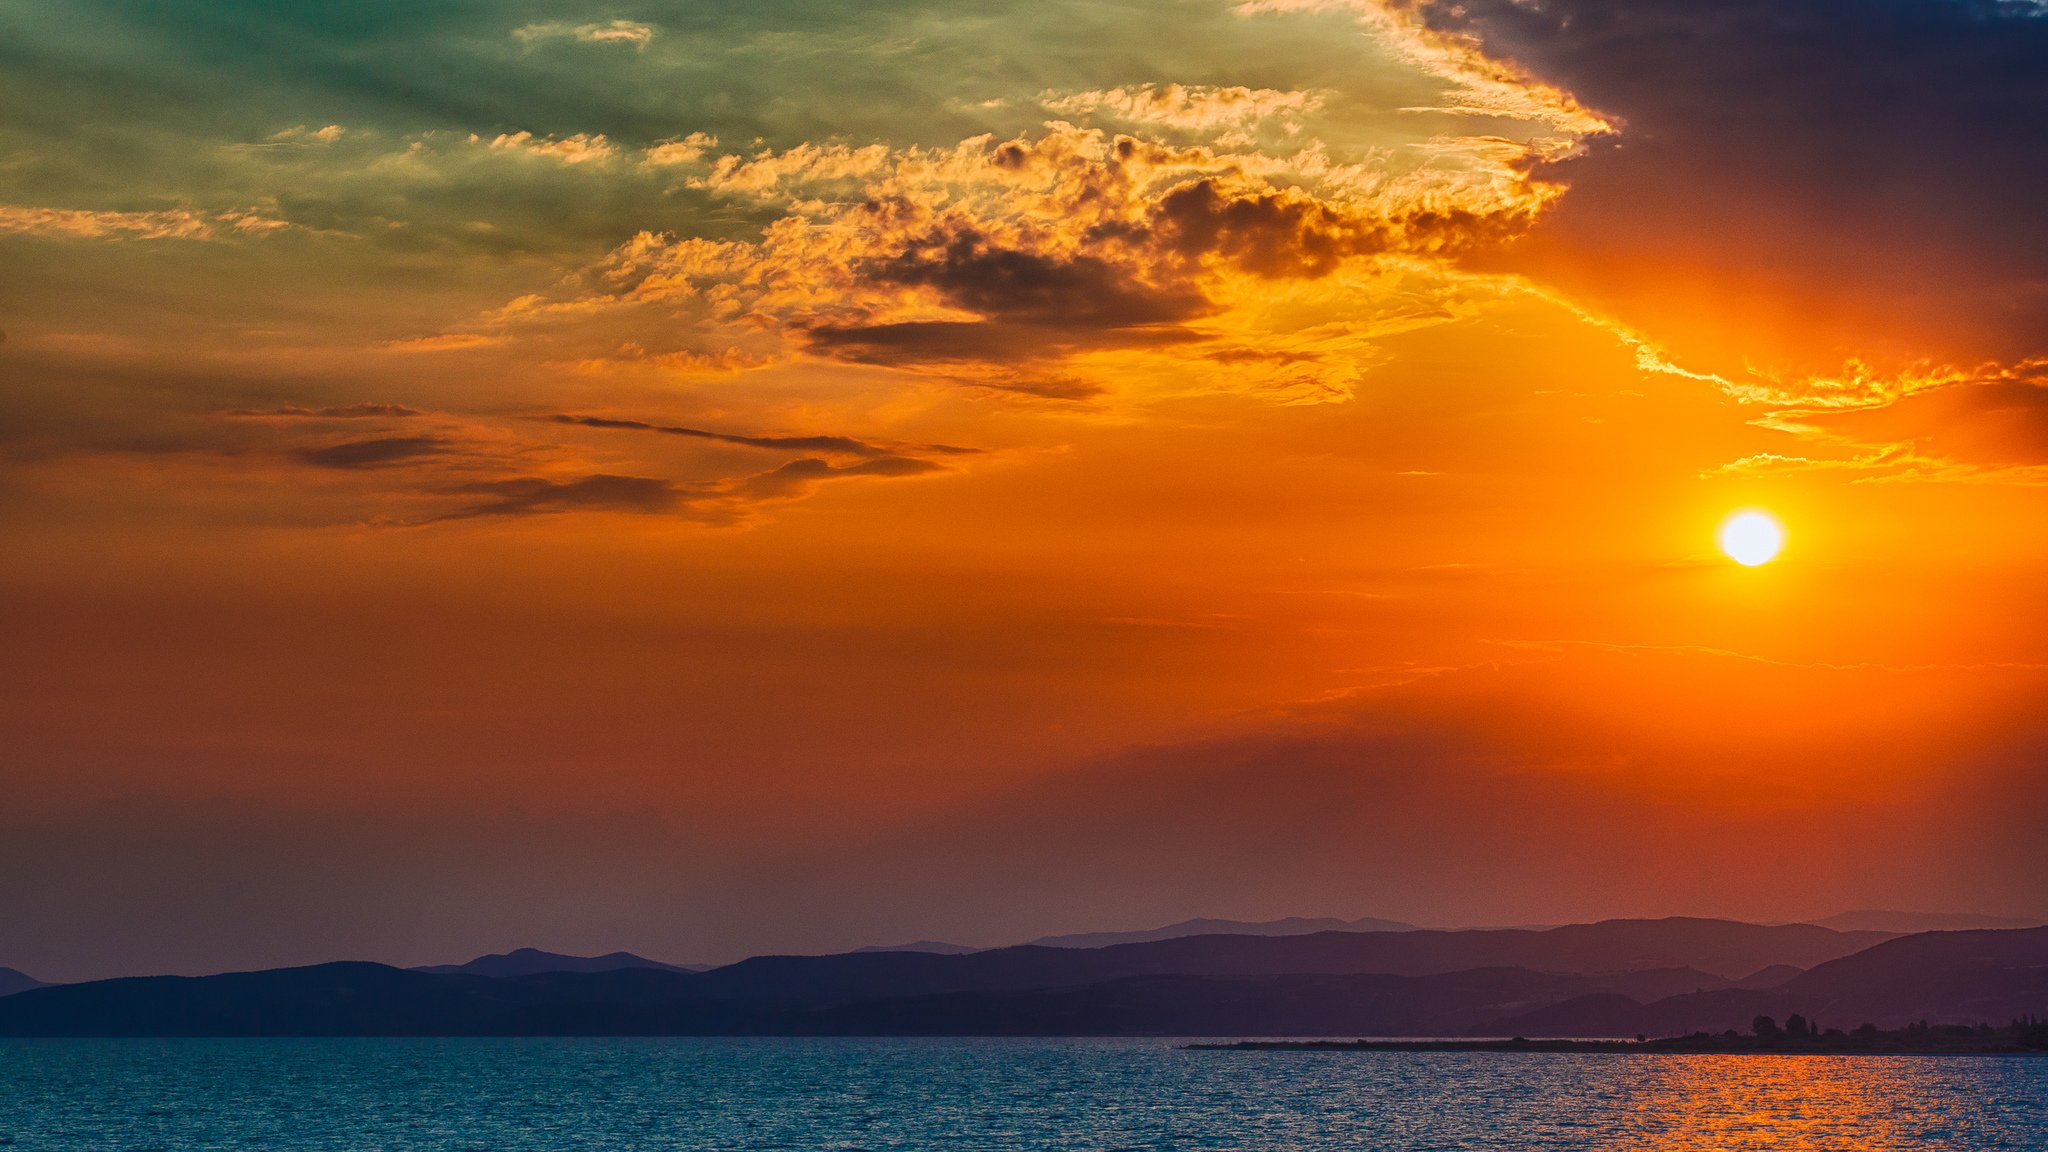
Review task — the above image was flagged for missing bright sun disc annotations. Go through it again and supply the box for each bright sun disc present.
[1718,511,1784,566]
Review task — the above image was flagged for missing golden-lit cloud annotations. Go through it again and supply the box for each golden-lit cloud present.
[486,131,616,164]
[1233,0,1611,132]
[0,205,287,240]
[1040,84,1325,132]
[642,132,719,167]
[497,120,1569,404]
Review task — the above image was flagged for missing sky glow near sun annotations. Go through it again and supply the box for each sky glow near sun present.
[1,0,2046,979]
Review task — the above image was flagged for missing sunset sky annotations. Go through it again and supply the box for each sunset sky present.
[4,0,2046,981]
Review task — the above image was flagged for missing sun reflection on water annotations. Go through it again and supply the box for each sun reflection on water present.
[1604,1055,2020,1150]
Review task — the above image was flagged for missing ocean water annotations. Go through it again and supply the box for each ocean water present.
[1,1037,2044,1151]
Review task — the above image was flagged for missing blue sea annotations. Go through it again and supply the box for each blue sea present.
[2,1037,2044,1150]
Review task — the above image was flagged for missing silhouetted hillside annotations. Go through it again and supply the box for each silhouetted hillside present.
[1810,910,2045,934]
[798,968,1724,1037]
[1781,926,2048,1026]
[851,941,980,955]
[0,968,46,998]
[0,962,1725,1037]
[1486,927,2048,1037]
[412,948,699,977]
[1030,916,1415,950]
[0,918,1922,1036]
[675,918,1888,1007]
[1729,964,1803,990]
[0,964,516,1035]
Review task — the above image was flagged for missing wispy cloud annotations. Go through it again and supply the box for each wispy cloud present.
[269,124,346,144]
[513,19,655,48]
[1041,84,1324,132]
[544,414,978,458]
[296,436,452,469]
[227,404,422,419]
[381,334,503,353]
[0,205,287,241]
[437,473,681,519]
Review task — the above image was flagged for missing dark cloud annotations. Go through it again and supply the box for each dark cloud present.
[1145,180,1378,277]
[231,404,422,419]
[1203,347,1324,367]
[429,455,943,522]
[438,473,682,519]
[808,169,1514,371]
[735,455,942,501]
[874,227,1210,329]
[544,414,978,457]
[296,435,449,468]
[1407,0,2048,368]
[802,224,1214,367]
[802,318,1201,367]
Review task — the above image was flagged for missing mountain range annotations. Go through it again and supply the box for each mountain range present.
[3,917,2041,1037]
[1803,910,2046,934]
[411,948,702,978]
[1027,916,1417,950]
[0,968,45,998]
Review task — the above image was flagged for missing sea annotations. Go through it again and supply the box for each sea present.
[2,1037,2044,1150]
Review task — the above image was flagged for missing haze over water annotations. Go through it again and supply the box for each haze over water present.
[4,1038,2045,1151]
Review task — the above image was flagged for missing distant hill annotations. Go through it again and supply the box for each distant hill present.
[7,928,2039,1038]
[1030,916,1416,950]
[0,960,1732,1038]
[673,918,1892,1009]
[1487,927,2048,1037]
[412,948,700,978]
[0,968,46,998]
[1728,963,1804,990]
[851,941,980,955]
[799,967,1736,1037]
[1808,910,2046,934]
[0,917,1910,1036]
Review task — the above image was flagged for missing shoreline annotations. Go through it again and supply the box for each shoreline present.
[1190,1036,2048,1056]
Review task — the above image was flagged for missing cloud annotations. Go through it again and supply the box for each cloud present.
[487,131,615,165]
[1234,0,1610,131]
[270,124,346,143]
[799,318,1202,369]
[296,436,451,469]
[1144,177,1495,275]
[732,455,943,501]
[1801,360,2048,470]
[872,227,1210,328]
[544,414,977,458]
[513,19,655,48]
[1041,84,1325,132]
[229,404,422,419]
[521,123,1560,387]
[381,334,502,352]
[440,473,681,519]
[694,143,894,195]
[643,132,718,167]
[0,205,286,241]
[430,453,944,522]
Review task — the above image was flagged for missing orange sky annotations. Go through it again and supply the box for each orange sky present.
[2,0,2046,980]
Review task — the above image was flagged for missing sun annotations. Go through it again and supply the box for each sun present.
[1718,510,1784,567]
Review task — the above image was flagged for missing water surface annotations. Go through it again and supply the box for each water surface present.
[2,1037,2044,1150]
